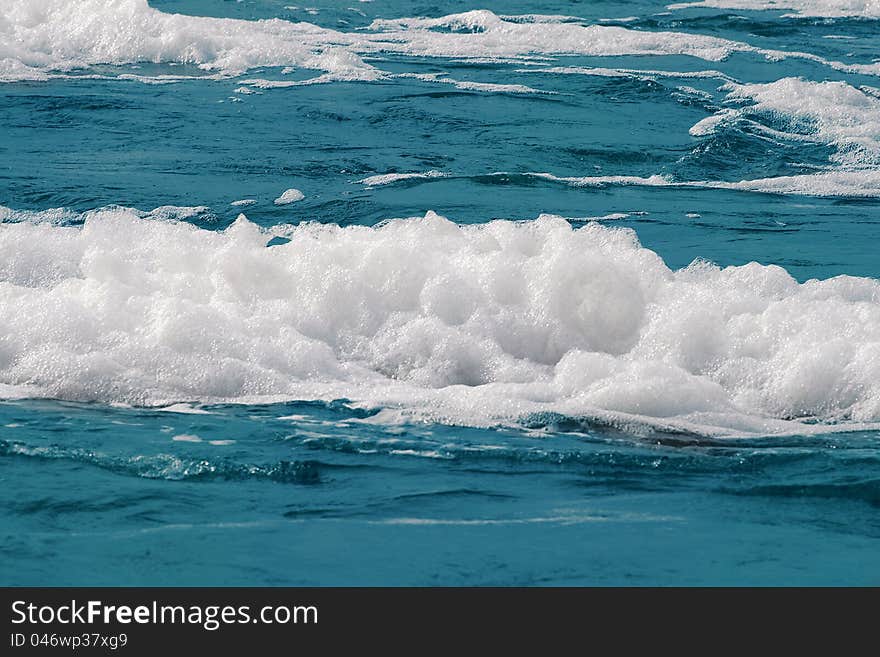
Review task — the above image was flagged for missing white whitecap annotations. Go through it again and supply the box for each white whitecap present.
[274,189,305,205]
[2,207,880,437]
[357,171,447,187]
[2,4,878,84]
[172,434,203,443]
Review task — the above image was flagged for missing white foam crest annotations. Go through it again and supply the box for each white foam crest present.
[692,78,880,166]
[363,10,880,77]
[2,207,880,437]
[528,169,880,197]
[3,5,878,84]
[669,1,880,18]
[683,78,880,194]
[365,10,745,62]
[590,212,647,221]
[0,205,79,225]
[526,172,674,187]
[0,0,381,82]
[714,170,880,195]
[274,189,305,205]
[158,403,212,415]
[356,171,447,187]
[519,65,737,83]
[497,14,586,24]
[394,72,550,95]
[0,203,209,225]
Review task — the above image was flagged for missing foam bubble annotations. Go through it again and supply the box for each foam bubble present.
[274,189,304,205]
[1,207,879,437]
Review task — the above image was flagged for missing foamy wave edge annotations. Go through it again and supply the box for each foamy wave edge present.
[2,3,879,84]
[2,206,880,438]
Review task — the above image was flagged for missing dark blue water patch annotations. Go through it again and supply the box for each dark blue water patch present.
[723,479,880,509]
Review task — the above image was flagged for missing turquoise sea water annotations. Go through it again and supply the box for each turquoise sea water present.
[2,0,880,585]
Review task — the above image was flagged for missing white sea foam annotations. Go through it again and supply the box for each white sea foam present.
[0,205,78,225]
[526,170,880,197]
[687,78,880,194]
[1,207,880,437]
[669,1,880,18]
[526,173,674,188]
[715,170,880,195]
[274,189,304,205]
[528,169,880,197]
[362,10,880,76]
[497,14,585,24]
[357,171,447,187]
[0,0,381,82]
[2,4,878,84]
[394,72,549,95]
[0,204,209,224]
[365,10,744,61]
[146,205,210,220]
[520,66,737,83]
[591,212,645,221]
[172,434,203,443]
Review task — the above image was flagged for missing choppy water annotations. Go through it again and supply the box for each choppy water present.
[2,0,880,585]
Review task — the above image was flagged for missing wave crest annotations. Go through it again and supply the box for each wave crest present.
[3,3,877,84]
[1,207,880,436]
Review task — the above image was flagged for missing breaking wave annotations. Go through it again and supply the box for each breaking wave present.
[3,2,879,83]
[1,207,879,437]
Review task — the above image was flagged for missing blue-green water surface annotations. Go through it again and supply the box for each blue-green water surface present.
[1,0,879,585]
